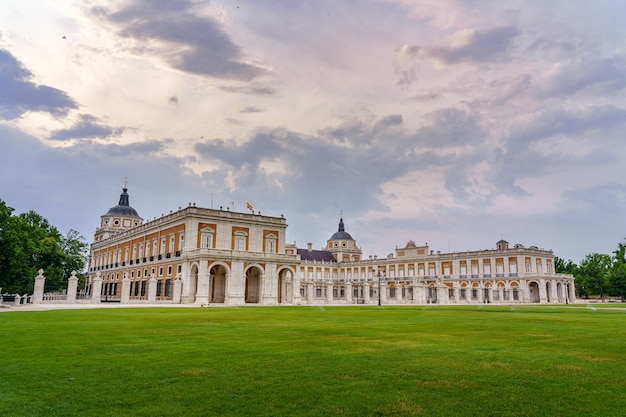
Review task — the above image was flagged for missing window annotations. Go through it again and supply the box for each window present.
[160,238,166,255]
[169,235,175,253]
[264,233,278,253]
[146,242,151,257]
[201,231,214,249]
[234,231,248,251]
[178,233,184,252]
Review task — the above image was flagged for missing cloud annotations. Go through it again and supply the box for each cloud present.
[217,85,275,95]
[395,26,521,86]
[239,106,264,113]
[49,114,126,141]
[0,49,77,120]
[540,56,626,97]
[92,0,265,80]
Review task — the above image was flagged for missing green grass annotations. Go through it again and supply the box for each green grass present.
[1,305,626,417]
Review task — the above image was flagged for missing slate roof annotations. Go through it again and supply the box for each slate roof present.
[103,187,143,219]
[329,217,354,241]
[297,248,337,262]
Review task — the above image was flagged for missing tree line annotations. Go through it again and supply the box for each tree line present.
[556,240,626,301]
[0,199,89,294]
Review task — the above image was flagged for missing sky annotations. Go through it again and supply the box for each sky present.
[1,0,625,263]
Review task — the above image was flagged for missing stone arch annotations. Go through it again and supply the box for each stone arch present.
[528,281,540,303]
[245,265,263,303]
[277,267,295,304]
[209,263,229,303]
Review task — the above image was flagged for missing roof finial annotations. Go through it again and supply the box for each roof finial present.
[340,209,343,219]
[124,175,128,190]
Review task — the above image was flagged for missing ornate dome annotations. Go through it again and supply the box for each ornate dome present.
[329,218,354,241]
[103,187,142,219]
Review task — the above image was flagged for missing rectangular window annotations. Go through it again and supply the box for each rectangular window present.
[235,236,246,251]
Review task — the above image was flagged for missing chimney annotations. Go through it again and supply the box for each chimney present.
[307,242,313,251]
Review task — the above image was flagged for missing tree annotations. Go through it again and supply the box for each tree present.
[576,253,612,300]
[555,256,578,275]
[0,199,90,294]
[60,229,89,284]
[609,241,626,301]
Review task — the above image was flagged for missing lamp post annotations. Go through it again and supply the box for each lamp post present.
[376,268,385,306]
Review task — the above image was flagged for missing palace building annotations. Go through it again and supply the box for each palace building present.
[87,186,576,306]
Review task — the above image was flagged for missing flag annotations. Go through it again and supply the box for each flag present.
[246,202,254,212]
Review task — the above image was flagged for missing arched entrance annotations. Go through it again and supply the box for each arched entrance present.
[245,266,262,303]
[528,281,540,303]
[277,269,293,304]
[210,264,227,303]
[545,282,552,303]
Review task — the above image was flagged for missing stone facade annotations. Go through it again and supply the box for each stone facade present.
[85,187,575,306]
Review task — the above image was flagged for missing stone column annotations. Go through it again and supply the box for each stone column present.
[67,271,78,303]
[326,282,333,303]
[14,294,21,306]
[539,278,548,303]
[436,283,448,304]
[306,282,314,304]
[487,287,494,304]
[91,272,103,303]
[147,274,158,302]
[363,284,371,304]
[195,261,209,305]
[33,269,46,304]
[476,286,483,304]
[395,285,402,302]
[454,285,460,304]
[120,272,131,303]
[380,281,387,304]
[172,274,183,303]
[345,282,353,303]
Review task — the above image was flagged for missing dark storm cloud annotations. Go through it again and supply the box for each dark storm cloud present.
[0,49,77,120]
[49,114,125,141]
[93,0,264,80]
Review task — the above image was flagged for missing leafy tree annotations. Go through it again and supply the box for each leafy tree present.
[555,256,578,275]
[60,229,89,285]
[609,241,626,301]
[0,199,90,294]
[576,253,611,300]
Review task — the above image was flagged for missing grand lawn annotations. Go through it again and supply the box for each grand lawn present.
[1,305,625,416]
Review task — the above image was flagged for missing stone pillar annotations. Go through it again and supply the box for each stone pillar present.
[147,274,158,302]
[91,272,103,303]
[33,269,46,304]
[326,282,333,303]
[14,294,21,306]
[120,272,131,303]
[476,286,483,304]
[436,284,448,304]
[67,271,78,303]
[539,278,548,304]
[195,262,209,305]
[345,282,353,303]
[395,285,402,302]
[454,285,460,304]
[306,282,314,304]
[487,287,494,304]
[172,274,183,303]
[363,284,371,304]
[380,281,387,304]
